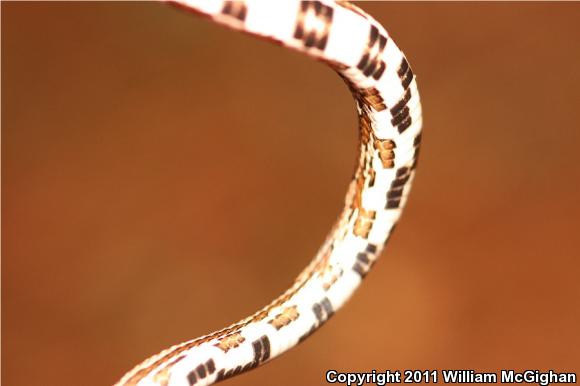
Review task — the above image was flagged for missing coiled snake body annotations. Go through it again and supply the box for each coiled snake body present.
[117,1,422,385]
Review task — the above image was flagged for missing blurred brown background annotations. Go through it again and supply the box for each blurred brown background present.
[3,2,579,386]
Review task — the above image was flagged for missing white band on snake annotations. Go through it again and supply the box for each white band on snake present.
[116,1,422,385]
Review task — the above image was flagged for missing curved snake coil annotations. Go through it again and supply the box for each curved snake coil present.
[116,1,422,385]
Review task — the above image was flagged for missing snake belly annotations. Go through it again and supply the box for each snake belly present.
[115,1,423,385]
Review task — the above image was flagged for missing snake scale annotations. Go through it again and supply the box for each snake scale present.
[116,1,422,385]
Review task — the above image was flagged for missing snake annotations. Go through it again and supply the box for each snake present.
[116,1,422,385]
